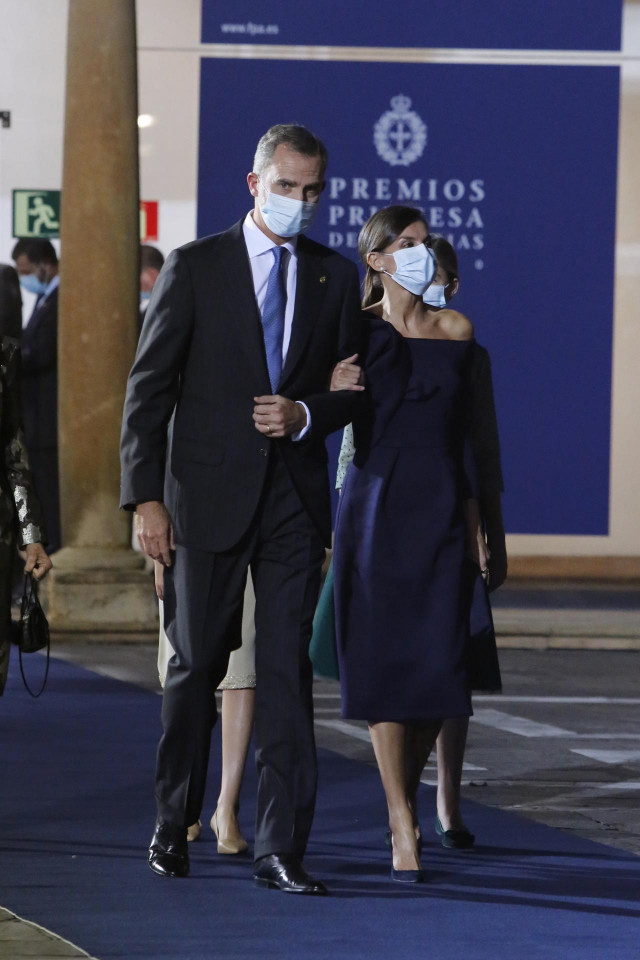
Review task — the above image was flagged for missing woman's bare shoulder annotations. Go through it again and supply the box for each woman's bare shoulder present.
[437,309,474,341]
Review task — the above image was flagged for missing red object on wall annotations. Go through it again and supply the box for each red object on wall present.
[140,201,159,242]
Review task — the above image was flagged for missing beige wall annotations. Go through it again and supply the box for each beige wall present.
[0,0,638,558]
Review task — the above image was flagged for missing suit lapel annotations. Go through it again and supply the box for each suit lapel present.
[218,221,271,390]
[279,240,326,389]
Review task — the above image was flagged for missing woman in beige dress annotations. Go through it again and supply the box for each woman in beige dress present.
[156,563,255,853]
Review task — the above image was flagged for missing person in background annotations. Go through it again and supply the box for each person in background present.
[139,245,165,321]
[425,235,505,844]
[0,335,53,695]
[11,239,60,553]
[0,265,23,340]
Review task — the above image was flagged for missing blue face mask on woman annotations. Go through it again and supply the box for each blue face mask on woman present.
[20,274,48,297]
[260,189,318,238]
[423,283,448,308]
[383,243,436,297]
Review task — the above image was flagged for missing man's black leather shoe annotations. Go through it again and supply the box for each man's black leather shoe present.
[148,819,189,878]
[253,854,327,895]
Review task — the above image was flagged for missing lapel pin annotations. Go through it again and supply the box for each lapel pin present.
[319,276,327,283]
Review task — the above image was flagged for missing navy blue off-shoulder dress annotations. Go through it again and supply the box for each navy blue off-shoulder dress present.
[333,314,478,723]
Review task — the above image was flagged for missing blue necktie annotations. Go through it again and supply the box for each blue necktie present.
[261,246,287,392]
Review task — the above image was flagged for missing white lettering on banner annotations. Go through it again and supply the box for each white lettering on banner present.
[443,179,465,201]
[219,22,280,35]
[324,177,486,265]
[325,98,488,266]
[352,178,369,200]
[398,179,421,201]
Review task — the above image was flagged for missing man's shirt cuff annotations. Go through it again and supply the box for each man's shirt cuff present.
[292,401,311,441]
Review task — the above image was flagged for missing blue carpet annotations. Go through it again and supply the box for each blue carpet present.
[1,655,639,960]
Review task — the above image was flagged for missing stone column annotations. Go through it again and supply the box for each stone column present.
[43,0,157,637]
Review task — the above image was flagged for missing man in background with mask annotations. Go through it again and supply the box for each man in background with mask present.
[121,124,363,894]
[11,238,61,552]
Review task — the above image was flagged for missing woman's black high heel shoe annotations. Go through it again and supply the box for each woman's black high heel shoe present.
[389,832,424,884]
[435,815,475,850]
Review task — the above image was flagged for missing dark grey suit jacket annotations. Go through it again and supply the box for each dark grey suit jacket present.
[120,220,364,551]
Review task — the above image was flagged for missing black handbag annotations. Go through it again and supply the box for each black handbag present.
[18,573,50,697]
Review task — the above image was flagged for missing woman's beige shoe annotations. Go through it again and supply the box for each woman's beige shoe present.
[186,820,202,842]
[210,810,249,855]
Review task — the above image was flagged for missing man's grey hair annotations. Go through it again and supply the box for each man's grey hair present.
[253,124,328,177]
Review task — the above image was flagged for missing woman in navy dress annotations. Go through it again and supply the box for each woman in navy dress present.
[333,206,488,882]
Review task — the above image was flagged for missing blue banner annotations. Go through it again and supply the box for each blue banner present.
[198,58,619,535]
[203,0,623,52]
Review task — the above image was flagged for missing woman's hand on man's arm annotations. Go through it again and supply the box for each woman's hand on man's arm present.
[330,355,365,392]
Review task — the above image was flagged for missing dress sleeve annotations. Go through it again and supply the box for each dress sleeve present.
[0,339,46,546]
[297,260,367,440]
[459,344,480,500]
[351,314,409,454]
[335,423,355,490]
[469,343,504,496]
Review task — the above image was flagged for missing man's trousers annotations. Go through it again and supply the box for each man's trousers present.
[157,450,325,861]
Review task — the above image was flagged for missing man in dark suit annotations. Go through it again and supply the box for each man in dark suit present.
[120,124,363,894]
[11,239,60,552]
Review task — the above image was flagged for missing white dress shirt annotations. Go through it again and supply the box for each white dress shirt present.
[242,211,310,438]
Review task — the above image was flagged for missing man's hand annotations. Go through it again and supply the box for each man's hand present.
[135,501,175,565]
[253,395,307,438]
[330,354,365,392]
[24,542,53,580]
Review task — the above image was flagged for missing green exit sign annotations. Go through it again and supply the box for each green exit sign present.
[13,189,61,238]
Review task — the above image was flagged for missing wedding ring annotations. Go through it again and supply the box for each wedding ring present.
[266,425,271,435]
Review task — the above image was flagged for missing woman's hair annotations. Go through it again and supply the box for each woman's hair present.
[427,235,459,285]
[358,206,429,308]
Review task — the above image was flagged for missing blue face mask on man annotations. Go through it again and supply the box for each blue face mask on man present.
[20,273,48,297]
[259,187,318,238]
